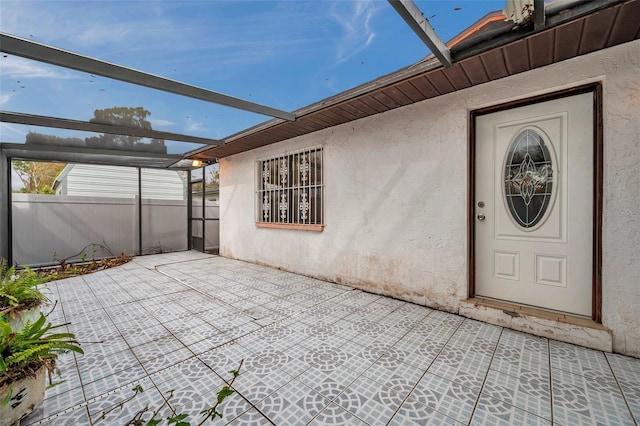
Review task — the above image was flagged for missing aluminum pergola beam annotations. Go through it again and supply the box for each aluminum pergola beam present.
[387,0,452,68]
[1,143,183,159]
[0,149,9,262]
[534,0,546,30]
[0,33,296,122]
[1,143,184,169]
[1,111,222,146]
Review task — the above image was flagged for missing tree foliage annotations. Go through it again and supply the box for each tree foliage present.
[23,106,167,154]
[205,164,219,191]
[86,106,166,153]
[25,133,85,147]
[12,160,65,194]
[15,106,168,193]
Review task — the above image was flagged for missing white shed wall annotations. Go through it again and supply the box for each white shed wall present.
[58,164,185,200]
[219,41,640,357]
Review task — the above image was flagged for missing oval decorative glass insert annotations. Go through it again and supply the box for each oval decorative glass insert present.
[504,129,554,229]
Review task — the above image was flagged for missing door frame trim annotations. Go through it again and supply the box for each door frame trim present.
[468,82,603,322]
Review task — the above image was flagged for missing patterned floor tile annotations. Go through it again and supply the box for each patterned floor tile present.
[606,352,640,423]
[20,387,86,425]
[389,389,464,426]
[244,346,295,377]
[305,320,361,343]
[389,390,465,425]
[117,322,173,348]
[483,367,552,421]
[411,371,481,424]
[198,343,254,377]
[298,341,366,376]
[103,304,161,326]
[151,367,243,423]
[232,368,295,404]
[428,342,493,389]
[452,318,503,343]
[28,253,640,426]
[82,365,148,400]
[223,322,261,340]
[337,374,413,425]
[87,334,130,357]
[243,322,301,347]
[550,340,612,376]
[226,407,274,425]
[87,378,171,425]
[238,332,296,354]
[45,352,82,398]
[254,378,330,425]
[393,332,446,370]
[404,320,459,344]
[23,405,91,426]
[471,393,552,426]
[425,310,465,328]
[130,336,192,374]
[275,343,315,378]
[362,354,425,386]
[300,304,348,320]
[491,332,550,377]
[170,321,229,347]
[308,401,369,425]
[552,366,635,425]
[76,347,142,385]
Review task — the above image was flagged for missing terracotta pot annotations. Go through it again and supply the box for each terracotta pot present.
[6,306,41,332]
[0,365,46,426]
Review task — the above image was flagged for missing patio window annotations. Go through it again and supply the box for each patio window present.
[256,146,323,230]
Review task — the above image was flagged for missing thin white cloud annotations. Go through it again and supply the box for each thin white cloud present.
[148,118,176,128]
[0,93,14,107]
[0,1,324,81]
[0,56,73,79]
[329,0,380,63]
[187,121,206,133]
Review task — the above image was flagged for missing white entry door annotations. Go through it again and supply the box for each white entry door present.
[475,92,593,316]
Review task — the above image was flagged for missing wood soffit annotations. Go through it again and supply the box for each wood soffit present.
[198,0,640,160]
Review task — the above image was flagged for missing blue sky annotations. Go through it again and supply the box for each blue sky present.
[1,0,506,153]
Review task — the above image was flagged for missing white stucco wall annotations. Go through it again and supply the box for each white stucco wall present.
[220,40,640,357]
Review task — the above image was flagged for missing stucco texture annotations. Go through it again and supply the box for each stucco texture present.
[220,40,640,357]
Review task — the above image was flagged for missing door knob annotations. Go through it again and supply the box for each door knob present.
[477,213,486,221]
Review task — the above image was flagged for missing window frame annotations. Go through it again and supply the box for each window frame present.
[255,146,324,231]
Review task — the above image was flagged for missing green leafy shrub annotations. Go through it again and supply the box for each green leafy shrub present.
[0,259,48,314]
[0,314,83,388]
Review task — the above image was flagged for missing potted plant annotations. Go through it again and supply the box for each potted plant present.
[0,259,48,331]
[0,314,83,426]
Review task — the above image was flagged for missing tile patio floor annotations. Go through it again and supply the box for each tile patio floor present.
[22,251,639,425]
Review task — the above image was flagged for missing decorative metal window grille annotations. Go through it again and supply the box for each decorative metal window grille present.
[257,146,323,225]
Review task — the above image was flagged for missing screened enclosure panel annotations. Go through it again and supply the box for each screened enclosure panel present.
[10,164,191,265]
[3,145,182,169]
[0,123,206,155]
[0,56,275,140]
[0,1,509,159]
[141,168,188,254]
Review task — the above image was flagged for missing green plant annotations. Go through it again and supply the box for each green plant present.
[0,258,48,315]
[0,314,83,389]
[98,360,243,425]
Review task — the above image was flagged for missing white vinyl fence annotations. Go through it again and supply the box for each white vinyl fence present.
[11,194,219,266]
